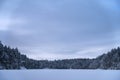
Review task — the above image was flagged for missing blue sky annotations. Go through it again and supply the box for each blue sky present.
[0,0,120,60]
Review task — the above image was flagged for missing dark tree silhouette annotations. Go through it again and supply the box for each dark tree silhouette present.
[0,41,120,69]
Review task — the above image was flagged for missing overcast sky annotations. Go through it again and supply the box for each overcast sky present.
[0,0,120,60]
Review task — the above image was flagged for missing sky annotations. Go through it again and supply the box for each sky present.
[0,0,120,60]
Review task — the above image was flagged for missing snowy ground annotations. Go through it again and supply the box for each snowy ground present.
[0,70,120,80]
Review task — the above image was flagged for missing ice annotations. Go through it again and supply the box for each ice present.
[0,70,120,80]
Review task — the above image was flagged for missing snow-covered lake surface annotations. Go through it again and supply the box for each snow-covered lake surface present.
[0,70,120,80]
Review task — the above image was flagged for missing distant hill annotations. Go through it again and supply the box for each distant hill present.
[0,41,120,69]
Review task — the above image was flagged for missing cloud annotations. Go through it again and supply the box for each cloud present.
[26,46,113,60]
[0,0,25,31]
[0,17,26,31]
[19,45,115,60]
[99,0,120,11]
[0,0,119,60]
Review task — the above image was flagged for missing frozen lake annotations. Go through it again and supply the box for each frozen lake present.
[0,70,120,80]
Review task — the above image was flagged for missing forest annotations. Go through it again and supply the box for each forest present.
[0,41,120,69]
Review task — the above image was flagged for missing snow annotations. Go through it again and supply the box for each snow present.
[0,70,120,80]
[0,66,3,69]
[20,66,26,70]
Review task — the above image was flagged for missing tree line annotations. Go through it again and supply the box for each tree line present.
[0,41,120,69]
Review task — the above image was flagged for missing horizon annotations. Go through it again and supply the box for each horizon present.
[0,0,120,60]
[1,41,120,60]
